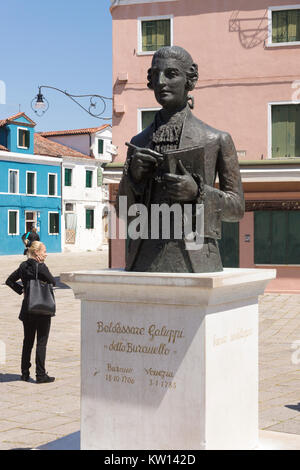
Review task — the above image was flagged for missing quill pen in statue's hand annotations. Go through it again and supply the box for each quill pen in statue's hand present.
[125,142,164,166]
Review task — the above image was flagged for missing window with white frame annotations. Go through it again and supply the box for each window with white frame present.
[269,6,300,45]
[138,16,172,54]
[271,103,300,158]
[17,127,30,149]
[49,212,59,234]
[26,171,36,195]
[8,169,19,194]
[138,108,160,132]
[8,210,19,235]
[25,211,37,233]
[48,173,57,196]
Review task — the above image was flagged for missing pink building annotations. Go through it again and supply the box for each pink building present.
[108,0,300,292]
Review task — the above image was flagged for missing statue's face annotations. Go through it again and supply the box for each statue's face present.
[150,57,188,111]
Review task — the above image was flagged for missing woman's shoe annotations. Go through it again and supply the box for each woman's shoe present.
[36,374,55,384]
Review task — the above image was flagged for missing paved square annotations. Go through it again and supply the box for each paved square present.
[0,250,299,449]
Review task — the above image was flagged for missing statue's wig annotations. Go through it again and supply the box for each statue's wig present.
[147,46,199,92]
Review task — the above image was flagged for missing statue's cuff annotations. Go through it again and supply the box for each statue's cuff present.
[192,173,205,203]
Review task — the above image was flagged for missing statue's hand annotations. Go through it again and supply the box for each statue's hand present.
[163,160,199,201]
[130,147,163,182]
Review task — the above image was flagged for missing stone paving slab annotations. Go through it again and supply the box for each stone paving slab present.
[0,251,299,449]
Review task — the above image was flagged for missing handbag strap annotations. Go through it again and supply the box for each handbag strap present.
[25,232,30,239]
[35,262,39,280]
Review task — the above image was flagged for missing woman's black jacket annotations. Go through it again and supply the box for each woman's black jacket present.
[6,258,56,320]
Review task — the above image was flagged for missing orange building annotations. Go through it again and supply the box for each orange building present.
[107,0,300,293]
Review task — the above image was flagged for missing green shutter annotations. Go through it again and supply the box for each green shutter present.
[272,104,300,158]
[287,212,300,263]
[98,139,104,154]
[271,211,287,264]
[254,212,272,264]
[254,211,300,264]
[49,174,55,195]
[86,209,94,229]
[65,168,72,186]
[86,170,92,188]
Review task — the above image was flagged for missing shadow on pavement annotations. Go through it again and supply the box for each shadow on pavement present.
[37,431,80,450]
[54,277,71,290]
[0,373,22,382]
[0,373,36,383]
[285,403,300,412]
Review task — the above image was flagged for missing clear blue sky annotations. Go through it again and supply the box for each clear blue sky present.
[0,0,112,132]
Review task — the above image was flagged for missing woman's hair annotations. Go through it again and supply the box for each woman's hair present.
[28,241,44,257]
[147,46,199,92]
[31,227,37,233]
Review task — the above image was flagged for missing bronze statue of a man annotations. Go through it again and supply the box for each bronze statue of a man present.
[118,46,244,273]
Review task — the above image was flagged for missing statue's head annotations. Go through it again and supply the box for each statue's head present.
[147,46,198,110]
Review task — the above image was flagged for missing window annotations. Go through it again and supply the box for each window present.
[48,174,57,196]
[26,172,36,195]
[139,16,172,54]
[272,8,300,44]
[49,212,59,234]
[86,209,94,229]
[86,170,93,188]
[64,168,72,186]
[98,139,104,154]
[139,109,159,131]
[18,128,30,148]
[271,104,300,158]
[25,211,37,233]
[254,211,300,264]
[8,210,18,235]
[8,169,18,193]
[65,203,74,212]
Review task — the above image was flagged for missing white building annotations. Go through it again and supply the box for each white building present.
[36,127,113,252]
[39,124,113,162]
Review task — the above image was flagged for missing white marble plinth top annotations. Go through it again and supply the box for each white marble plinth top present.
[61,268,276,289]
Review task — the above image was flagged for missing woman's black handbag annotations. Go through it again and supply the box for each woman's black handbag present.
[27,264,56,316]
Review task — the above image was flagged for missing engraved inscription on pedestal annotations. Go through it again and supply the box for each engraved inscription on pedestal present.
[95,320,185,393]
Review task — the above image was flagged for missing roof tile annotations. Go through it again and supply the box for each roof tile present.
[34,134,93,159]
[39,124,110,137]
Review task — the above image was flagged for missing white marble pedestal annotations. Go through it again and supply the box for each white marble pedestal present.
[61,268,276,450]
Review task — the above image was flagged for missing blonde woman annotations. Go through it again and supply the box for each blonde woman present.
[6,242,56,383]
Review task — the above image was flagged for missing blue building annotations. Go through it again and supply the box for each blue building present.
[0,112,62,255]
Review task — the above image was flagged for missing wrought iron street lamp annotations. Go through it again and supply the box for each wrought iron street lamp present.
[31,85,112,120]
